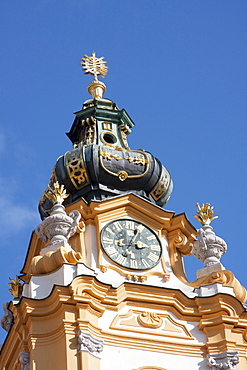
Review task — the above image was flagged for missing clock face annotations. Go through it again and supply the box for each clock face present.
[100,219,162,270]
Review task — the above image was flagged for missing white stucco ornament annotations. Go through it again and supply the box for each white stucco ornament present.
[207,351,239,369]
[36,204,80,248]
[0,302,13,332]
[192,225,227,268]
[20,352,30,370]
[192,203,227,277]
[78,331,104,358]
[35,182,81,254]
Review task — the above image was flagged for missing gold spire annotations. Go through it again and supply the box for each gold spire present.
[80,52,108,98]
[193,203,218,226]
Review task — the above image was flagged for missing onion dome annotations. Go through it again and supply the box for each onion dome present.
[39,53,173,219]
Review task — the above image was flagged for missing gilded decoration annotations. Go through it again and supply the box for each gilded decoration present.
[80,52,108,80]
[44,181,69,205]
[126,156,148,165]
[150,166,170,203]
[102,121,112,131]
[65,148,90,189]
[100,150,121,161]
[118,170,128,181]
[8,276,23,299]
[39,166,57,208]
[80,52,108,98]
[99,148,149,165]
[99,146,150,181]
[82,116,97,145]
[193,203,218,226]
[120,123,131,149]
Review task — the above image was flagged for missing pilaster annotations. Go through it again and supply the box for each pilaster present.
[196,294,247,368]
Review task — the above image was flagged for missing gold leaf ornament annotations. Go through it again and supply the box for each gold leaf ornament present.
[118,171,128,181]
[193,202,218,226]
[8,276,23,299]
[45,181,69,205]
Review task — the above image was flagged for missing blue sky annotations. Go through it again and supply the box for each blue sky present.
[0,1,246,343]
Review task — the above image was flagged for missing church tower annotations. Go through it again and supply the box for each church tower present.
[1,53,247,370]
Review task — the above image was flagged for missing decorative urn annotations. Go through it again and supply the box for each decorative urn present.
[192,203,227,268]
[36,182,81,254]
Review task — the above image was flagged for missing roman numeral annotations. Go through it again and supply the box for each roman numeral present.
[130,259,138,269]
[105,246,117,257]
[147,252,159,262]
[103,237,113,243]
[147,235,156,241]
[125,220,134,229]
[142,259,150,268]
[151,244,161,251]
[114,221,122,231]
[106,227,114,235]
[115,255,127,265]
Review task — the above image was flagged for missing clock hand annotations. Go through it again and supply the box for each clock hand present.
[117,238,125,246]
[123,225,144,257]
[125,250,135,259]
[124,241,148,258]
[135,241,149,249]
[127,225,142,247]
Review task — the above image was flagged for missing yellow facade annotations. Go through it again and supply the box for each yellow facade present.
[1,195,247,369]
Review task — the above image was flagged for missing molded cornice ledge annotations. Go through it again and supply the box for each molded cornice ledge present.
[30,245,83,275]
[195,293,247,361]
[192,270,247,304]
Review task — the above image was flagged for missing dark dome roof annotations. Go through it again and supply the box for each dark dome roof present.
[39,98,173,219]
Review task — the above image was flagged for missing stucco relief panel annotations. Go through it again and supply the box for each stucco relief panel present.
[99,308,206,344]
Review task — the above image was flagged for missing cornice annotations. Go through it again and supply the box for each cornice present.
[2,275,247,367]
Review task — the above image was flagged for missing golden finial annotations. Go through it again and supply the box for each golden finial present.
[80,52,108,98]
[193,203,218,226]
[44,181,69,205]
[8,276,23,299]
[80,52,108,81]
